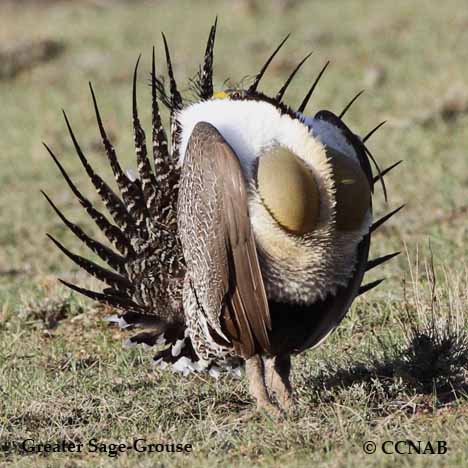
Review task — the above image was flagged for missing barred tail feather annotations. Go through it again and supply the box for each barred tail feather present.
[151,46,179,229]
[199,17,217,100]
[42,191,127,275]
[89,83,149,238]
[132,55,159,217]
[47,234,132,292]
[43,143,132,257]
[62,111,133,234]
[59,279,144,314]
[151,46,171,183]
[161,33,183,160]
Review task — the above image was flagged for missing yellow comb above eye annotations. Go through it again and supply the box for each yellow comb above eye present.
[212,91,228,99]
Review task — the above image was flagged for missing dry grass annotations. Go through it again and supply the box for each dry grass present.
[0,0,467,466]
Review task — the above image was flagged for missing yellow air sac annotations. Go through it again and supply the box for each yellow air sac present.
[257,147,320,235]
[327,147,371,232]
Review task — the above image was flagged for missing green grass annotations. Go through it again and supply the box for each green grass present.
[1,0,467,466]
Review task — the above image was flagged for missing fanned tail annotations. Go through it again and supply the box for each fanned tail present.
[45,44,187,363]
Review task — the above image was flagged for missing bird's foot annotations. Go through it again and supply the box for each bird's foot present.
[264,355,294,413]
[272,384,293,412]
[255,397,283,419]
[245,354,282,418]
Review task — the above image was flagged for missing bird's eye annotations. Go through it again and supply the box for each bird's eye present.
[230,91,243,99]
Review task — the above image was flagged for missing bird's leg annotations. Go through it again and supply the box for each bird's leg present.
[264,354,293,411]
[245,354,281,417]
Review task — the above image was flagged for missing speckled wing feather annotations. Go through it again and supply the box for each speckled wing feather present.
[178,121,272,358]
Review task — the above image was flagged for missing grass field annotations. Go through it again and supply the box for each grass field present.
[0,0,467,466]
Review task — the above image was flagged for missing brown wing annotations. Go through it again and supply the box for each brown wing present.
[178,121,272,358]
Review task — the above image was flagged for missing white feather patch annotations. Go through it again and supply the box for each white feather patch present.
[152,357,163,367]
[192,359,210,372]
[301,114,360,163]
[179,99,326,179]
[171,339,186,357]
[156,334,166,345]
[172,356,193,376]
[208,366,221,380]
[126,168,137,182]
[158,360,169,370]
[105,315,130,329]
[232,367,242,379]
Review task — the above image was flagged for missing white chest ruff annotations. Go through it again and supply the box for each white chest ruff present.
[179,99,371,304]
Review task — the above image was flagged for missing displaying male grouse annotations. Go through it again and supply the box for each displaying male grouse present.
[43,21,402,414]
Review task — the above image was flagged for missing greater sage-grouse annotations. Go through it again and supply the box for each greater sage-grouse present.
[44,21,402,414]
